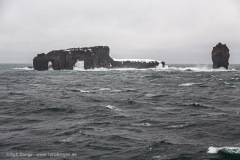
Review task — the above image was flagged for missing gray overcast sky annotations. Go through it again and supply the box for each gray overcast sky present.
[0,0,239,64]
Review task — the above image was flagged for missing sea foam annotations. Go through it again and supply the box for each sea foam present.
[13,67,33,70]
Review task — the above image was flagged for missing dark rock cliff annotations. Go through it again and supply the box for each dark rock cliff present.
[211,43,230,69]
[33,46,163,70]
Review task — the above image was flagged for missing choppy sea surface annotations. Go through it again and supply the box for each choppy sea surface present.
[0,64,240,160]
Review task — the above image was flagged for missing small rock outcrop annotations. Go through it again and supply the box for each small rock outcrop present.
[211,43,230,69]
[33,46,163,70]
[111,60,160,69]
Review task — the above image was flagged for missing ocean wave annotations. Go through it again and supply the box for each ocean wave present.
[59,137,73,143]
[178,83,203,87]
[208,146,240,154]
[67,88,122,93]
[105,105,121,111]
[111,89,122,93]
[184,102,210,109]
[208,146,240,159]
[167,66,236,72]
[34,106,75,114]
[165,124,187,129]
[13,67,33,70]
[132,123,152,127]
[124,88,138,92]
[230,77,239,81]
[80,90,91,93]
[99,88,111,91]
[144,93,168,98]
[66,89,92,93]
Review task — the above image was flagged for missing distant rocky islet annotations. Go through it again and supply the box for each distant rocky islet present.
[32,43,230,71]
[33,46,164,71]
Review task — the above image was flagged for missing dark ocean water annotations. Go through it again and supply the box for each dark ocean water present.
[0,64,240,160]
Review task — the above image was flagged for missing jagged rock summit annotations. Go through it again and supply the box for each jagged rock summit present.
[211,43,230,69]
[33,46,163,71]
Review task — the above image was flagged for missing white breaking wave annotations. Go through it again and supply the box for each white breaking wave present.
[105,105,121,111]
[105,105,114,110]
[167,66,236,72]
[208,146,240,154]
[48,62,53,70]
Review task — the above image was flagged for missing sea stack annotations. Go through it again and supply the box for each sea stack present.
[33,46,163,71]
[211,43,230,69]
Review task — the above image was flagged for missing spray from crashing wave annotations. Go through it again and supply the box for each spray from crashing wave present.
[73,60,85,70]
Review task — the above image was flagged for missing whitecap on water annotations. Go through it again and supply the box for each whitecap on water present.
[178,83,202,87]
[208,146,240,154]
[105,105,121,111]
[166,124,186,129]
[145,93,157,97]
[132,123,152,127]
[111,89,122,93]
[59,137,73,142]
[99,88,111,91]
[80,90,90,93]
[224,82,231,85]
[105,105,114,110]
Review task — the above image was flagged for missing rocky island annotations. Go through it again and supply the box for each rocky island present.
[211,43,230,69]
[33,46,165,71]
